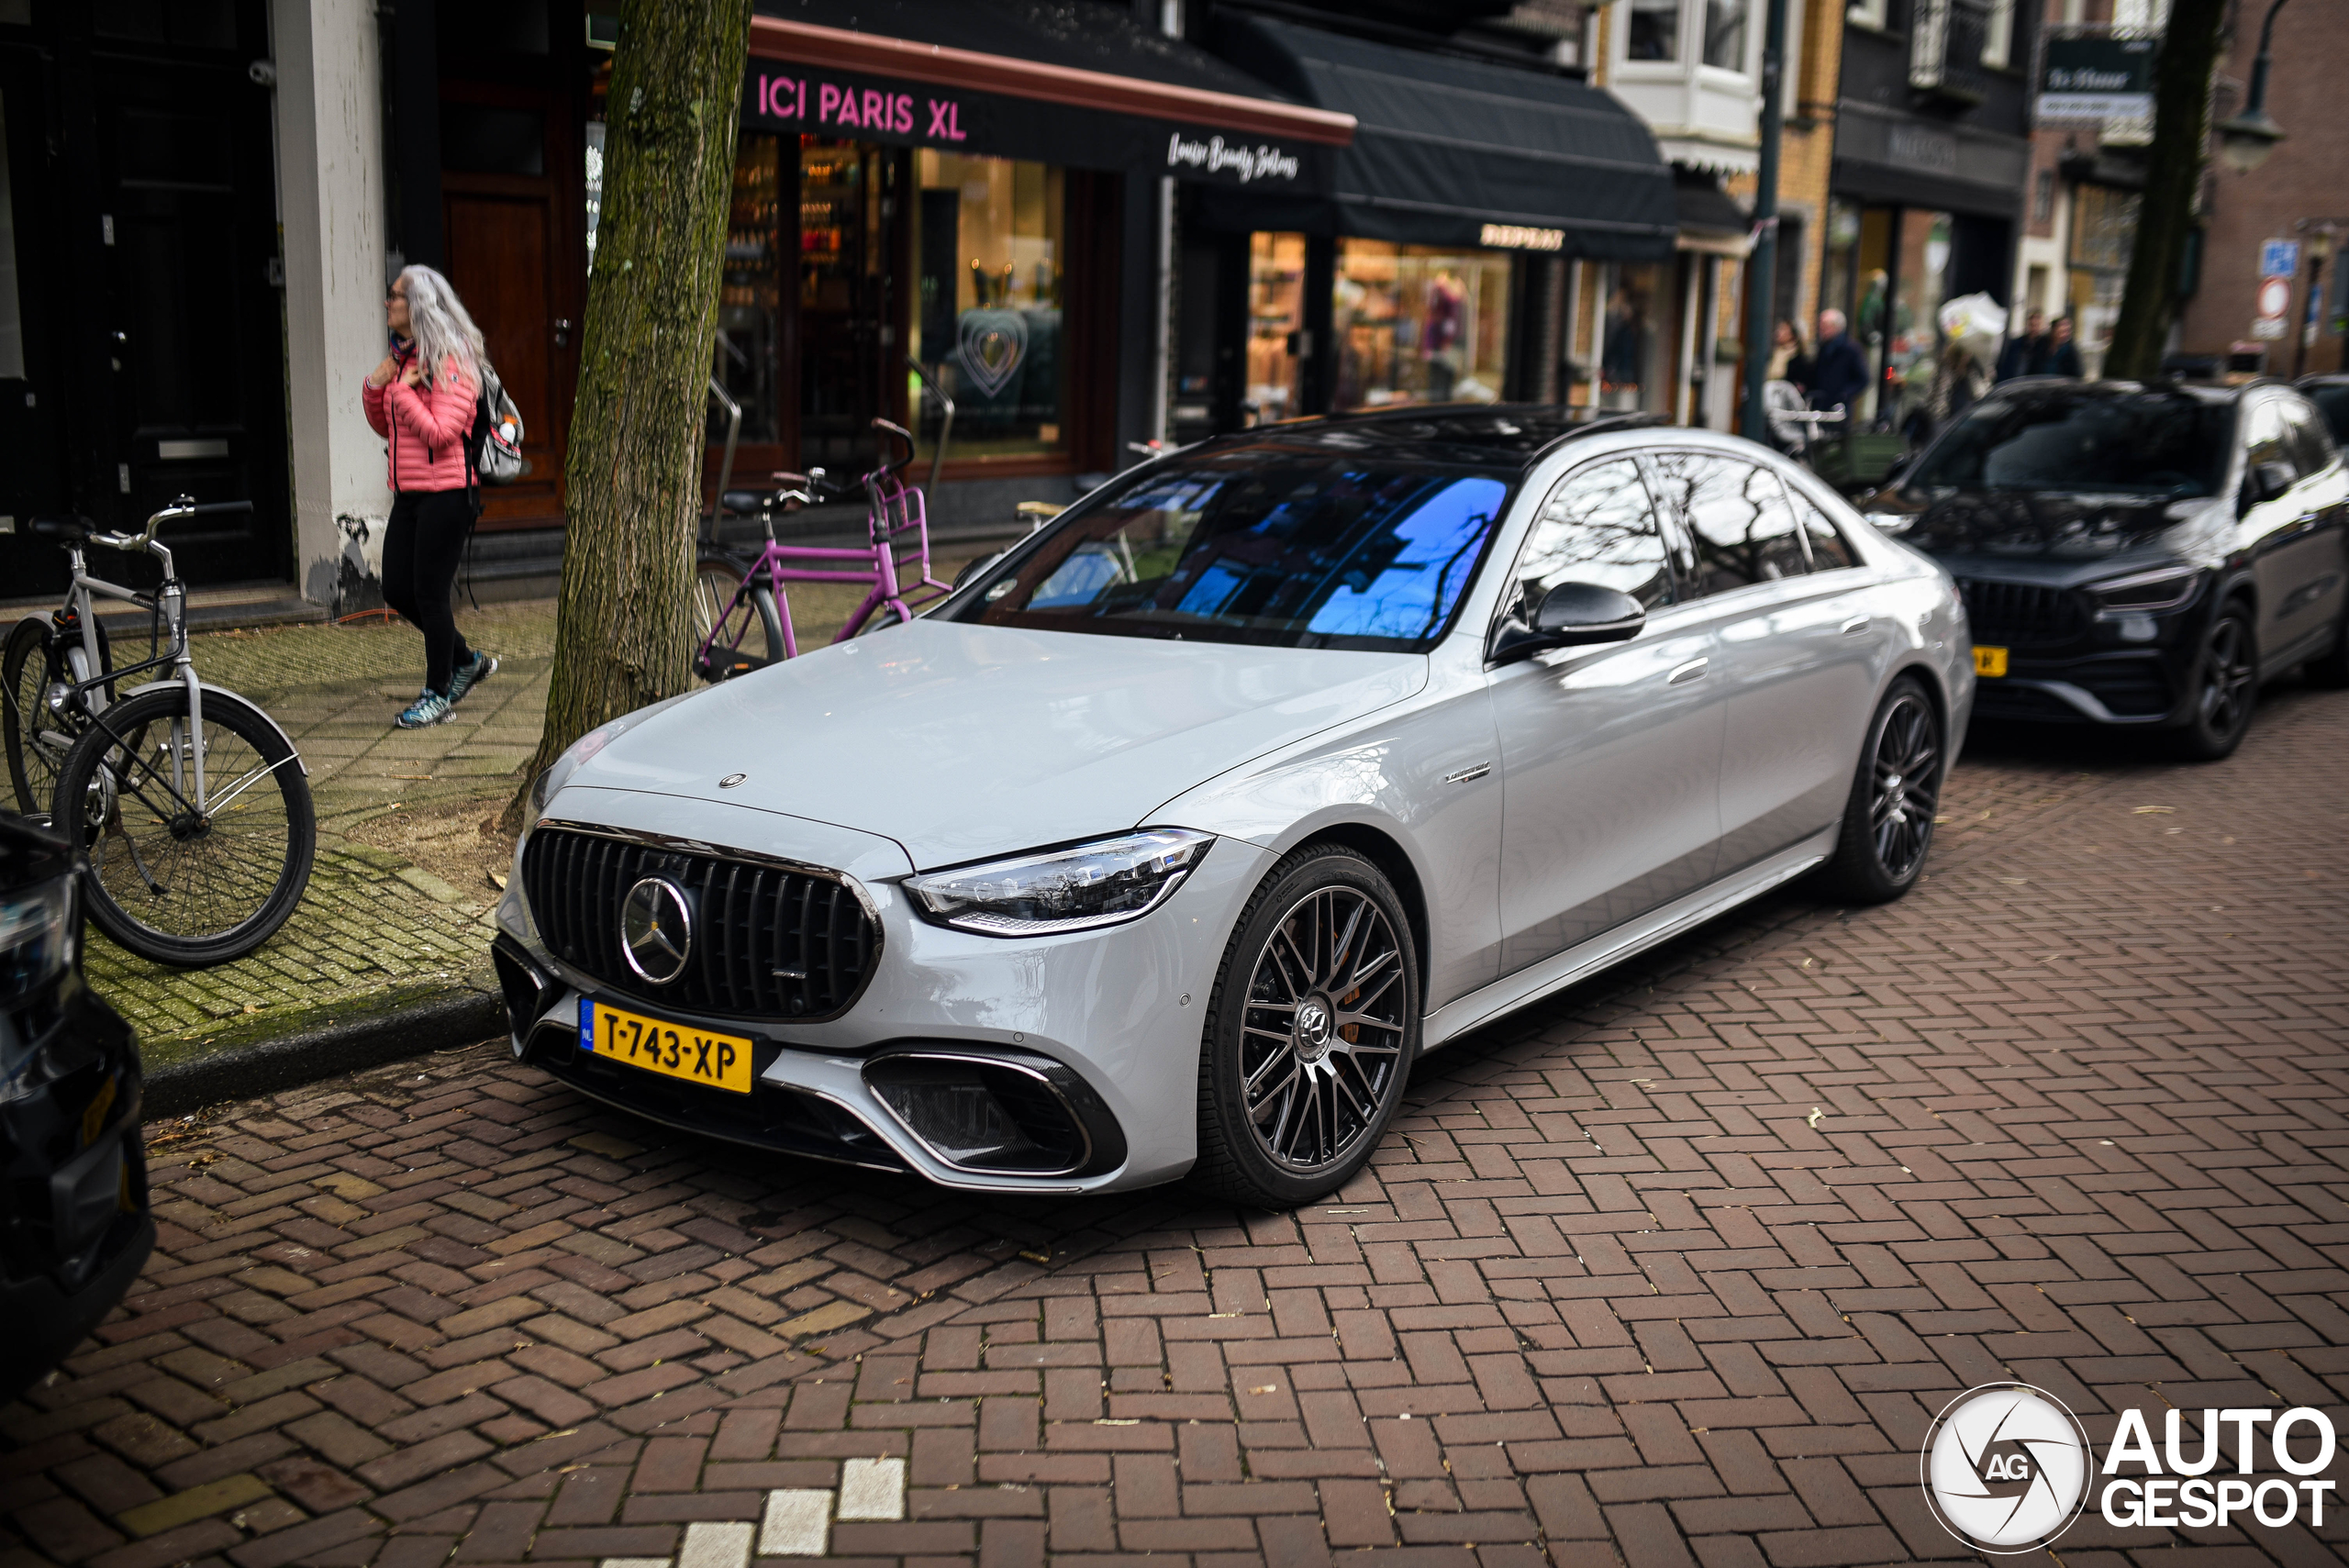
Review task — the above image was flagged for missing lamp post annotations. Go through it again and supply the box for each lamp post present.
[2216,0,2289,173]
[1739,0,1791,442]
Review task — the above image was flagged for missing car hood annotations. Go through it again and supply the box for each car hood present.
[565,620,1428,870]
[1868,487,2230,563]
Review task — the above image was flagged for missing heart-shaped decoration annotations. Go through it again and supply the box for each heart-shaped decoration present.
[957,308,1028,398]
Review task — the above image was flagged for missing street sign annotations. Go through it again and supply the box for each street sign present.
[2260,239,2300,279]
[2258,276,2293,319]
[2037,35,2155,120]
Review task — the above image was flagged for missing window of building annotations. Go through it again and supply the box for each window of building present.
[1598,261,1669,413]
[910,150,1068,460]
[1981,0,2015,68]
[2032,169,2054,226]
[1703,0,1750,69]
[1333,240,1512,410]
[1629,0,1683,60]
[1248,233,1307,423]
[715,134,784,445]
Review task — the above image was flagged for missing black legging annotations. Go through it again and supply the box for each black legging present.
[383,489,475,695]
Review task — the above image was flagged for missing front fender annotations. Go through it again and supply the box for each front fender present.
[118,680,309,776]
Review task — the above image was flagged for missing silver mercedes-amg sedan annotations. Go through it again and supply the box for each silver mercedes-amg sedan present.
[491,408,1972,1207]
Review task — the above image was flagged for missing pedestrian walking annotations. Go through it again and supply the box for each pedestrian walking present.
[1920,342,1986,441]
[2047,316,2085,378]
[1809,308,1869,433]
[1767,317,1814,393]
[362,265,498,729]
[1995,308,2049,382]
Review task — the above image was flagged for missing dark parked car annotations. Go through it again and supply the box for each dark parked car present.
[1,814,151,1400]
[1860,379,2349,758]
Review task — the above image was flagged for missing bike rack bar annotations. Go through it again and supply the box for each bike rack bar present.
[907,356,954,498]
[707,375,741,545]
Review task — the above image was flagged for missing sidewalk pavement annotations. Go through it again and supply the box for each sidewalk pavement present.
[89,554,990,1087]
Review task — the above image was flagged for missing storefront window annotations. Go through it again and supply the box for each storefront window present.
[910,150,1066,461]
[1597,261,1668,412]
[799,139,892,469]
[0,90,22,379]
[1884,209,1951,436]
[716,134,784,445]
[2069,184,2138,379]
[1703,0,1749,68]
[1248,233,1307,423]
[1629,0,1682,59]
[1333,240,1511,410]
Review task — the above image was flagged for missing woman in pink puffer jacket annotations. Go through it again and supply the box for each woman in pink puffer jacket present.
[362,264,497,729]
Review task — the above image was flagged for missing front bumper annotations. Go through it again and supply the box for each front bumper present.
[1959,572,2209,728]
[496,794,1273,1194]
[2,971,154,1401]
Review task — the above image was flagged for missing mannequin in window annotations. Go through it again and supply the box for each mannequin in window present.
[1424,270,1464,401]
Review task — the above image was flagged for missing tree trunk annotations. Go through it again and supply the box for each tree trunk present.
[2103,0,2228,381]
[507,0,751,828]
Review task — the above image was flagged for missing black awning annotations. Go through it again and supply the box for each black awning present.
[1195,15,1675,261]
[1674,170,1750,239]
[748,1,1352,191]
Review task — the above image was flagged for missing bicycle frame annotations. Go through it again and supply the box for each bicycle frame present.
[697,449,953,668]
[50,522,212,810]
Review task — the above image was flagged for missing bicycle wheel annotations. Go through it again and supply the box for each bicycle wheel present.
[692,551,778,681]
[55,684,315,966]
[4,614,110,818]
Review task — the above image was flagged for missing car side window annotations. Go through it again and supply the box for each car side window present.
[1784,484,1859,572]
[1645,451,1809,595]
[1510,459,1675,619]
[2285,400,2337,476]
[2244,397,2295,478]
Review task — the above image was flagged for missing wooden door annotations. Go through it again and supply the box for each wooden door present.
[444,189,563,526]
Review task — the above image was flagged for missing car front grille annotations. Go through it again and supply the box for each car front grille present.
[1957,578,2087,646]
[522,826,877,1021]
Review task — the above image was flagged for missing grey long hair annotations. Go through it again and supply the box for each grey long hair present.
[396,263,485,389]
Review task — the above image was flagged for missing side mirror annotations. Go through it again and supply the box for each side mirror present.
[1490,582,1647,666]
[2243,460,2294,511]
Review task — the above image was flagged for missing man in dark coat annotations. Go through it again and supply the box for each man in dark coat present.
[1809,309,1869,433]
[1996,309,2049,381]
[2047,316,2085,378]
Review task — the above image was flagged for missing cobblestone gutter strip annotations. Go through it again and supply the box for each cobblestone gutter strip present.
[141,984,506,1119]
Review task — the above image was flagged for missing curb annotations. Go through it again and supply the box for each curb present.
[144,988,508,1120]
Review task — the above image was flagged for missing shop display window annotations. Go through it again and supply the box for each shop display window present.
[1885,209,1952,435]
[1333,240,1511,411]
[1248,233,1307,423]
[910,150,1066,460]
[1597,261,1668,412]
[799,139,893,469]
[715,133,784,445]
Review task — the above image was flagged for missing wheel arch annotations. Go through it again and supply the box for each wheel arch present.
[1290,819,1432,994]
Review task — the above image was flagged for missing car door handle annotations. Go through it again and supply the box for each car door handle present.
[1840,616,1871,635]
[1666,657,1709,685]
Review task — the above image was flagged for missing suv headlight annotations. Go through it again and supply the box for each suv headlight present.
[0,876,74,1002]
[909,829,1213,937]
[2087,565,2202,614]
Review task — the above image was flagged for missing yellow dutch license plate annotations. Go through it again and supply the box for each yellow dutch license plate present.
[580,999,754,1094]
[1973,645,2009,677]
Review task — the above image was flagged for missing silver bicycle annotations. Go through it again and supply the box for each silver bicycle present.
[2,498,315,965]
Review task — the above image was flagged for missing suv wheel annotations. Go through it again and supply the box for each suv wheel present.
[1191,846,1419,1207]
[2170,604,2257,760]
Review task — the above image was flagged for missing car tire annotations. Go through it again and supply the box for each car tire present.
[1190,845,1419,1208]
[2304,603,2349,689]
[1818,675,1943,905]
[2167,603,2258,761]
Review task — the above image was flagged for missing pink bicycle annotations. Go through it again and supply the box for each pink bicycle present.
[691,417,953,682]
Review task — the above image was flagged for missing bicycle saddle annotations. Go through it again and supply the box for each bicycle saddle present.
[719,490,768,516]
[29,516,95,542]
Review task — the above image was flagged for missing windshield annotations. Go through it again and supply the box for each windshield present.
[1906,391,2236,498]
[2306,384,2349,446]
[943,448,1514,651]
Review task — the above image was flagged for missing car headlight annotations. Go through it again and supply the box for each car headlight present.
[0,875,74,1002]
[2087,565,2202,614]
[908,828,1213,937]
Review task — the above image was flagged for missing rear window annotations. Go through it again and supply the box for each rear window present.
[1907,390,2236,498]
[943,449,1515,651]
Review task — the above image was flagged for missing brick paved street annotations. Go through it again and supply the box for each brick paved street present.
[6,678,2346,1568]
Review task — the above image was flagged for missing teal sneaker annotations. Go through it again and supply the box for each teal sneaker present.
[449,650,498,704]
[396,689,453,728]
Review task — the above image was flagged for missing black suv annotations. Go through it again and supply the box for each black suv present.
[1861,379,2349,758]
[0,814,151,1400]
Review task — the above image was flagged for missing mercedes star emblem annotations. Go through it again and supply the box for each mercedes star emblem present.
[719,773,747,788]
[619,876,694,984]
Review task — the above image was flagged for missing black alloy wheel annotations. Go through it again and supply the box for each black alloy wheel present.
[2170,605,2257,761]
[1192,846,1419,1207]
[1820,675,1943,904]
